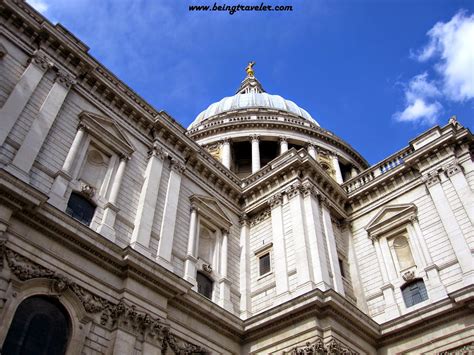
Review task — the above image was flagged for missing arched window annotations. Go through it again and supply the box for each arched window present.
[196,272,213,299]
[66,192,96,225]
[2,296,71,355]
[401,279,428,307]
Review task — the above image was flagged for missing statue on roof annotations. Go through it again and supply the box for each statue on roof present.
[245,61,255,77]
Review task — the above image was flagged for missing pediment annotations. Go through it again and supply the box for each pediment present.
[365,204,417,239]
[79,111,134,157]
[190,195,232,230]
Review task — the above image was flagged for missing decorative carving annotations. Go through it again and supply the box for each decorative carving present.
[279,136,288,143]
[402,270,415,282]
[239,214,249,226]
[31,50,54,71]
[162,327,209,354]
[0,239,6,269]
[55,69,76,88]
[287,338,359,355]
[171,159,186,174]
[444,161,462,177]
[6,249,56,281]
[267,193,283,208]
[285,182,303,199]
[422,171,441,187]
[150,141,168,160]
[250,209,271,226]
[80,182,95,199]
[202,263,212,273]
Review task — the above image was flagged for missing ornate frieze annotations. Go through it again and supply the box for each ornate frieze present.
[250,208,271,226]
[286,338,359,355]
[162,327,209,354]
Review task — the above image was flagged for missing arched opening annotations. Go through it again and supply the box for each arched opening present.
[66,192,96,226]
[2,296,71,355]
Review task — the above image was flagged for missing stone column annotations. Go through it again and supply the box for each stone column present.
[184,204,199,285]
[301,185,332,291]
[0,51,52,146]
[97,156,127,241]
[157,160,185,270]
[279,136,288,155]
[268,194,290,300]
[130,144,166,256]
[221,138,232,169]
[49,125,86,208]
[320,197,345,295]
[423,171,474,285]
[109,329,136,355]
[331,154,344,184]
[287,183,314,293]
[307,144,317,160]
[219,229,232,311]
[0,205,13,310]
[9,69,75,181]
[250,135,260,173]
[379,237,397,282]
[444,161,474,226]
[239,214,252,318]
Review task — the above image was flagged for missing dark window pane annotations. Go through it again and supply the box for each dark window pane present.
[197,272,213,299]
[2,296,70,355]
[259,253,271,276]
[66,192,96,225]
[402,279,428,308]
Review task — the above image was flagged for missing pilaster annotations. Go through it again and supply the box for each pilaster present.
[239,214,252,318]
[0,50,53,146]
[444,161,474,226]
[184,205,199,286]
[130,143,166,256]
[157,159,185,270]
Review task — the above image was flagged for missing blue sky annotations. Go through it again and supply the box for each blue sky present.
[28,0,473,164]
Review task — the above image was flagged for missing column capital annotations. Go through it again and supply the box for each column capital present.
[444,160,463,178]
[30,50,54,71]
[318,194,330,209]
[221,228,229,235]
[285,182,303,199]
[170,159,186,174]
[239,214,249,226]
[55,69,76,88]
[219,137,231,145]
[301,181,318,197]
[249,134,260,142]
[149,141,168,160]
[267,193,283,208]
[279,136,288,143]
[422,170,441,187]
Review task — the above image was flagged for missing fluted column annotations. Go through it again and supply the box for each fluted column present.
[219,229,232,311]
[239,214,252,318]
[331,154,344,184]
[279,136,288,154]
[268,193,290,299]
[130,144,166,256]
[221,138,232,169]
[97,156,127,241]
[157,159,185,270]
[49,125,86,208]
[307,144,317,160]
[0,51,52,146]
[320,197,345,296]
[184,204,199,285]
[9,69,75,181]
[250,135,260,173]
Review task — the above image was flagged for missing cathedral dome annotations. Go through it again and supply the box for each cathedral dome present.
[188,92,319,129]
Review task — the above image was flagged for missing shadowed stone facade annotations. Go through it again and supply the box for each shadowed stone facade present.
[0,1,473,354]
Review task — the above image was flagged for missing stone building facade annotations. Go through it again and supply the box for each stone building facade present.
[0,1,473,354]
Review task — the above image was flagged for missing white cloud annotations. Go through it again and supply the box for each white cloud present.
[393,73,442,125]
[416,11,474,102]
[27,0,49,14]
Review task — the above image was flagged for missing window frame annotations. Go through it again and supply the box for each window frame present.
[401,279,429,308]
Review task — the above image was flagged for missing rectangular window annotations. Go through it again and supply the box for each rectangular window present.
[338,258,345,278]
[259,253,271,276]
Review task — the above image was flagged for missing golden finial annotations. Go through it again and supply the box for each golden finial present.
[245,61,255,77]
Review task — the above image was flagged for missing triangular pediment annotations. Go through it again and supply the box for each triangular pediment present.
[190,195,232,230]
[79,111,134,156]
[365,204,417,239]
